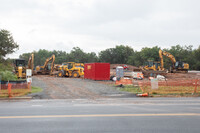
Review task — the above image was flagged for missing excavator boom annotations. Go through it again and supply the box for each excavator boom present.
[28,53,34,72]
[36,54,55,74]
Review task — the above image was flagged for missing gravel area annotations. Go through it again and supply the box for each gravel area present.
[30,75,135,99]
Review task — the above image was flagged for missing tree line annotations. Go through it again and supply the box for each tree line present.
[20,45,200,70]
[0,29,199,70]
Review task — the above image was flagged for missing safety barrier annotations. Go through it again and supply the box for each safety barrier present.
[115,78,133,85]
[0,82,31,98]
[138,79,200,95]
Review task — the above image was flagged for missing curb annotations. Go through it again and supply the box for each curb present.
[0,96,32,100]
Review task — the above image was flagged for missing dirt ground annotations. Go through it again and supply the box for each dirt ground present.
[30,75,135,99]
[165,72,200,80]
[110,64,140,71]
[29,70,200,99]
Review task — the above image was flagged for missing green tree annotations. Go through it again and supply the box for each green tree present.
[99,45,134,64]
[68,47,88,63]
[127,51,142,66]
[0,29,18,62]
[140,46,160,62]
[86,52,99,63]
[193,46,200,70]
[99,48,115,63]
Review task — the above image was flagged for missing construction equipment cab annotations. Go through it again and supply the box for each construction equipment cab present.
[14,59,26,78]
[57,62,84,78]
[143,60,162,71]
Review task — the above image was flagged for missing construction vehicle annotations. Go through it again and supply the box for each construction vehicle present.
[57,62,84,78]
[27,53,34,74]
[54,64,62,71]
[141,60,167,77]
[59,62,84,71]
[159,49,189,73]
[13,59,26,78]
[14,54,34,78]
[36,54,55,75]
[142,60,162,71]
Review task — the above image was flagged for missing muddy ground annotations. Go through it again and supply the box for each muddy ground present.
[30,75,135,99]
[30,71,200,99]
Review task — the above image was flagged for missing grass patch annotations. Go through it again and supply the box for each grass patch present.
[142,86,200,97]
[0,86,43,98]
[119,85,142,94]
[117,84,200,97]
[31,86,43,93]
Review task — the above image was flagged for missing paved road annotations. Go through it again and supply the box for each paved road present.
[0,98,200,133]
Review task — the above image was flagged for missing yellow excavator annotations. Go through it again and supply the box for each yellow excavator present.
[36,54,55,75]
[57,62,84,78]
[14,53,34,78]
[159,49,189,73]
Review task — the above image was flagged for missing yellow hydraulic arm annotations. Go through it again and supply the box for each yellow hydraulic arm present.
[159,49,176,69]
[43,54,55,73]
[27,53,34,72]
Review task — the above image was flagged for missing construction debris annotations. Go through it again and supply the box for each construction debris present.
[156,75,166,81]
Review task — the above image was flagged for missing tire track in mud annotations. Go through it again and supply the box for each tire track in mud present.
[35,76,104,99]
[56,78,103,99]
[38,76,78,99]
[32,75,133,99]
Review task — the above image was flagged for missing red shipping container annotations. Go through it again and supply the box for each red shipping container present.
[84,63,110,80]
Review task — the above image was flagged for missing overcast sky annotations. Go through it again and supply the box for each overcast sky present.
[1,0,200,58]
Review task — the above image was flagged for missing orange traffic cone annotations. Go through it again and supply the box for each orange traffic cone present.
[137,93,148,97]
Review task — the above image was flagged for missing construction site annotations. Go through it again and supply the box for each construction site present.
[2,1,200,132]
[1,48,200,99]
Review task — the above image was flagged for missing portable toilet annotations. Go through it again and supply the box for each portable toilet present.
[116,66,124,79]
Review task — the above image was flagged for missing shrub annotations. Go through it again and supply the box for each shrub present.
[0,71,17,81]
[0,63,13,72]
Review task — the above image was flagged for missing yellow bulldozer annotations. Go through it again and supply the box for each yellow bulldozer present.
[141,60,166,77]
[57,62,84,78]
[142,60,162,71]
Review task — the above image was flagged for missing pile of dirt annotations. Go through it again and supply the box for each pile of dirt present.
[165,72,199,80]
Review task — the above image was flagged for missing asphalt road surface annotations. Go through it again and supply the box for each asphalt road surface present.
[0,98,200,133]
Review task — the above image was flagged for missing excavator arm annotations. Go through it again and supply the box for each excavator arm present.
[50,55,55,73]
[43,54,55,72]
[27,53,34,72]
[159,49,176,69]
[159,50,164,70]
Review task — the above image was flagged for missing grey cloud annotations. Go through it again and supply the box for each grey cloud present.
[1,0,200,58]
